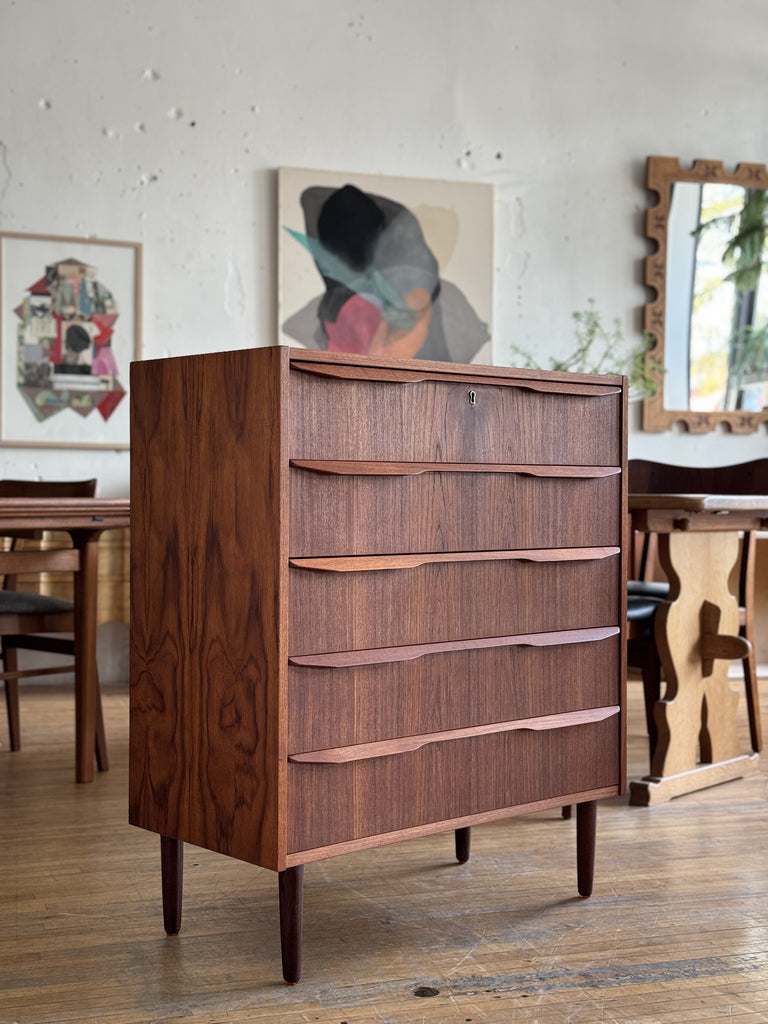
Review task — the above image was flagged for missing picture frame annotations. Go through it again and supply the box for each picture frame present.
[278,167,493,365]
[0,231,142,449]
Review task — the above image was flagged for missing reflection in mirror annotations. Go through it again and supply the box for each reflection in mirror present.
[643,156,768,433]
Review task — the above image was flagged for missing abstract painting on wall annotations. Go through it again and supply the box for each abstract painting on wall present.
[0,232,141,448]
[278,168,493,364]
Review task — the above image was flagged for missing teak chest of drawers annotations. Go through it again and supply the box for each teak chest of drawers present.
[129,345,628,983]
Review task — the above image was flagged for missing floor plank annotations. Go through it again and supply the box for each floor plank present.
[2,673,767,1022]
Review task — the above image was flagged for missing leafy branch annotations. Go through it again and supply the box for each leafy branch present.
[508,300,663,397]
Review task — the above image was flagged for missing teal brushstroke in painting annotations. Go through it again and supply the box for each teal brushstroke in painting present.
[284,226,418,330]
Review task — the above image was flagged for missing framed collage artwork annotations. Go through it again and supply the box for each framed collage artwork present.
[0,231,142,449]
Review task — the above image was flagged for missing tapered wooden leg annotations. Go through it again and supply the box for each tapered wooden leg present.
[740,531,761,753]
[94,678,109,771]
[576,800,597,899]
[640,641,662,763]
[743,644,761,753]
[279,865,304,985]
[3,645,20,751]
[455,826,471,863]
[72,533,100,783]
[93,671,109,770]
[160,836,184,935]
[561,805,573,819]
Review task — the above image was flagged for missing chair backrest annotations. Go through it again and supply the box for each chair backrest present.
[628,459,768,495]
[0,479,98,591]
[0,479,97,499]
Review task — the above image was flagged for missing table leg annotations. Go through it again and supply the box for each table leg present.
[630,531,759,805]
[72,531,102,783]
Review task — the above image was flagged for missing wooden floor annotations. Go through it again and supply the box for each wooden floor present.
[2,674,768,1024]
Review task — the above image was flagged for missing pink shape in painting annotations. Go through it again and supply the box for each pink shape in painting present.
[14,258,125,424]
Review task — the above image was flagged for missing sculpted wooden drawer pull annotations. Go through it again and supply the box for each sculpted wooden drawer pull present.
[288,625,620,669]
[291,361,622,396]
[290,547,620,573]
[290,460,621,479]
[288,706,621,764]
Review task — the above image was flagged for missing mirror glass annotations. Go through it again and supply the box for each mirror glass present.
[643,157,768,433]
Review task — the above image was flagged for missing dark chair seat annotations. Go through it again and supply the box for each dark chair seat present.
[627,594,664,621]
[0,591,74,615]
[626,594,663,758]
[627,580,670,600]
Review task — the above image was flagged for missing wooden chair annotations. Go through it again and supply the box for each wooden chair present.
[0,478,107,767]
[627,592,664,758]
[628,458,766,756]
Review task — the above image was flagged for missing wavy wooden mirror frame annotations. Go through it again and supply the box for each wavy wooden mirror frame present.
[643,155,768,434]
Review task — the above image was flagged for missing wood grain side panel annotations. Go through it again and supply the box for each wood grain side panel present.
[289,554,619,655]
[287,715,621,853]
[289,371,622,466]
[129,347,285,869]
[288,633,621,751]
[290,469,621,555]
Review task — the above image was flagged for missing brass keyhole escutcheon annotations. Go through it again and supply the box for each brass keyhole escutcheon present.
[468,390,477,407]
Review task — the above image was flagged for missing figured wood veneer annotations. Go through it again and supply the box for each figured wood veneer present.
[130,347,287,869]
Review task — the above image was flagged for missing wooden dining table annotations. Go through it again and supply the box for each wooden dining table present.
[628,492,767,805]
[0,496,130,782]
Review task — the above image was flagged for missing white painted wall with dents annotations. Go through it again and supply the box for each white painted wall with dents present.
[1,0,768,497]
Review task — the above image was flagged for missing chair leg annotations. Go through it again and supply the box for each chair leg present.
[740,531,761,753]
[742,641,761,754]
[95,677,109,771]
[3,646,21,751]
[640,645,662,764]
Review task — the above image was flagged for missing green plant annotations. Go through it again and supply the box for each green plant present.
[695,187,768,295]
[508,300,663,397]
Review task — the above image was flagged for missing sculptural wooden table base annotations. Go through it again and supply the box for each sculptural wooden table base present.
[628,497,765,806]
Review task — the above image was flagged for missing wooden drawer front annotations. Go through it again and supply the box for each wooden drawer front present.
[287,714,621,854]
[289,465,621,556]
[288,550,619,655]
[288,629,620,751]
[289,365,622,466]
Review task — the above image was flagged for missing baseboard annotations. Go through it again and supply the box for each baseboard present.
[729,663,768,678]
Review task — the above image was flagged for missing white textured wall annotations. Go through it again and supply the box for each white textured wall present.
[2,0,768,495]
